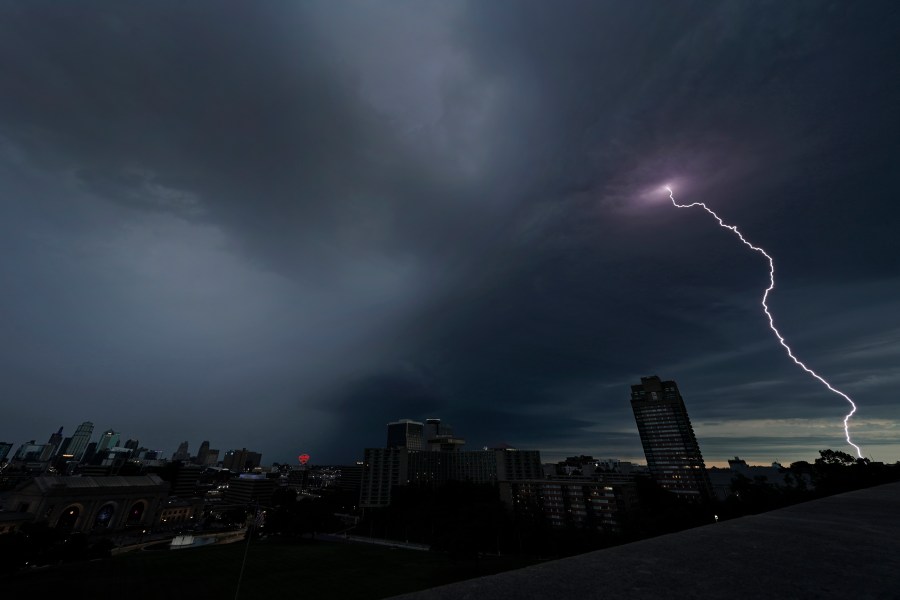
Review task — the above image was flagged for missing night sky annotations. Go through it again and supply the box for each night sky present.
[2,2,899,466]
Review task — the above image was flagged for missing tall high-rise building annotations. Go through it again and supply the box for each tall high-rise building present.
[195,440,210,465]
[82,442,98,465]
[173,441,190,461]
[66,421,94,462]
[386,419,424,450]
[630,375,712,500]
[0,442,12,462]
[96,429,120,453]
[56,437,72,457]
[360,447,406,507]
[47,427,64,455]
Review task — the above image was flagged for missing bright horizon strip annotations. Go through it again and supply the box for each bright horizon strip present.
[664,185,863,458]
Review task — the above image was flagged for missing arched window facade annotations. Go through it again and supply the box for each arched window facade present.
[93,503,117,529]
[126,501,146,524]
[56,505,81,531]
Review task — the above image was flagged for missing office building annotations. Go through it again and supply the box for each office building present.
[66,421,94,462]
[56,437,72,457]
[223,448,262,472]
[204,448,220,466]
[224,474,275,505]
[0,442,13,462]
[500,479,638,532]
[173,441,190,462]
[96,429,120,453]
[13,441,55,463]
[195,440,210,465]
[360,448,406,507]
[427,436,467,452]
[170,464,204,498]
[630,375,712,500]
[47,427,64,455]
[3,475,168,532]
[360,447,543,507]
[336,462,364,495]
[81,442,98,465]
[423,418,465,451]
[386,419,424,450]
[425,418,453,439]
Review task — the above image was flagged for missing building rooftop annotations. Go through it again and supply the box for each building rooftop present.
[29,474,165,492]
[392,481,900,599]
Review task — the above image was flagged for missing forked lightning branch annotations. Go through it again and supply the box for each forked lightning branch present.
[664,186,863,458]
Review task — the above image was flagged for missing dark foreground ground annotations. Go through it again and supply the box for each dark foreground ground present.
[0,536,534,599]
[392,481,900,600]
[6,482,899,599]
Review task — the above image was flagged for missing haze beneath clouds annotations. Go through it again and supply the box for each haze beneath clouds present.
[1,1,898,466]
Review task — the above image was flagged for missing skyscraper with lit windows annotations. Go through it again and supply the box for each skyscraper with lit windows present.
[96,429,120,452]
[66,421,94,462]
[630,375,712,500]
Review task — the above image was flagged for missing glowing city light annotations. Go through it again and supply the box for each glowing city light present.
[664,185,863,458]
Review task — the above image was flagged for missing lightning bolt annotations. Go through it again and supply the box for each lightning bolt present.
[665,186,863,458]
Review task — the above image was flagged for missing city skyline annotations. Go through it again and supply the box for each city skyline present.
[0,404,873,470]
[1,3,899,466]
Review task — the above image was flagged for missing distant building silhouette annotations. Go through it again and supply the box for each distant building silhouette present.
[203,448,220,466]
[96,429,120,453]
[123,439,140,459]
[336,461,364,496]
[13,441,54,463]
[0,442,12,463]
[706,456,807,501]
[360,447,542,507]
[81,442,98,465]
[66,421,94,462]
[386,419,425,450]
[194,440,210,465]
[223,448,262,472]
[630,375,712,500]
[173,441,190,462]
[47,427,64,456]
[170,463,204,498]
[364,418,542,506]
[423,418,466,451]
[424,418,453,439]
[225,474,275,505]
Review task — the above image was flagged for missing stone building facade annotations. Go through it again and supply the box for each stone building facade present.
[1,475,169,533]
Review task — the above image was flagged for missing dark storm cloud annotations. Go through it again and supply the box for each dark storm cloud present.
[1,1,898,464]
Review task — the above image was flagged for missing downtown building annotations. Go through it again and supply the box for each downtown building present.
[222,448,262,472]
[2,475,168,533]
[64,421,94,463]
[386,419,425,450]
[499,478,638,532]
[360,418,542,507]
[223,474,276,505]
[360,447,543,507]
[630,375,713,500]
